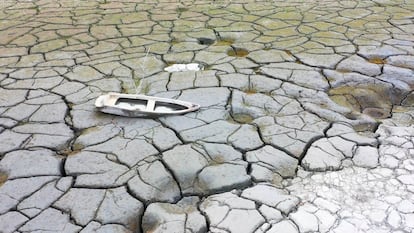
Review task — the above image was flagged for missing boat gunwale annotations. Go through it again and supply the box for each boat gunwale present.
[95,92,200,116]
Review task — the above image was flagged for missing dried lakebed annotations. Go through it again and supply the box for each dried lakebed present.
[0,0,413,233]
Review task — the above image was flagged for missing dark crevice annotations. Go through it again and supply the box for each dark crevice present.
[125,183,147,207]
[156,119,185,145]
[156,158,183,202]
[298,123,332,163]
[60,158,67,177]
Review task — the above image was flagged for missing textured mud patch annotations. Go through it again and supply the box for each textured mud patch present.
[227,47,249,57]
[215,38,235,46]
[328,84,402,119]
[231,113,254,124]
[0,171,8,187]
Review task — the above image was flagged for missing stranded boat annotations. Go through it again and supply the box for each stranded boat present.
[95,92,200,117]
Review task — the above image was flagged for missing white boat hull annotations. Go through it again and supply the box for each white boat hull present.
[95,93,200,117]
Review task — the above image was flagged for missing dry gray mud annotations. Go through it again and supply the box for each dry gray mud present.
[0,0,414,233]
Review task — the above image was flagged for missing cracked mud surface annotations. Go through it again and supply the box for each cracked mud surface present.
[0,0,413,232]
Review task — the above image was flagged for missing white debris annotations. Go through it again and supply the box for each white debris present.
[164,63,203,72]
